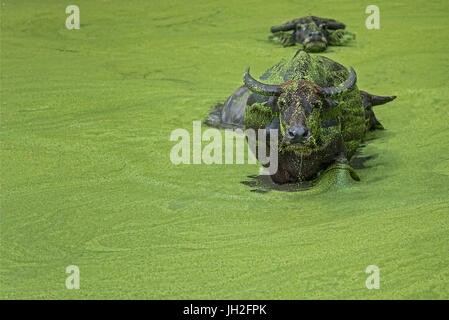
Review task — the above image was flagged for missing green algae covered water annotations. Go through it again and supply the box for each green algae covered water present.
[1,0,448,299]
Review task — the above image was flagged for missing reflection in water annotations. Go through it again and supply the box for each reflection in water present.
[240,152,379,193]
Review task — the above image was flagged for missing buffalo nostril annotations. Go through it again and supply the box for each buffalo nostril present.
[295,127,306,137]
[301,128,309,137]
[286,126,309,142]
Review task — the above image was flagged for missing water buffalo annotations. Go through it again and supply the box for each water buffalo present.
[269,16,355,52]
[206,50,396,185]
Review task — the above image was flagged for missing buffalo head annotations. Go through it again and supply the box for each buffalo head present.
[243,67,357,152]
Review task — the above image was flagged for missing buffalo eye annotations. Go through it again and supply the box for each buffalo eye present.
[323,98,337,110]
[312,101,322,109]
[278,99,286,109]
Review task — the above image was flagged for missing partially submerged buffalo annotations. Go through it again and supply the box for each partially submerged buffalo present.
[206,50,396,185]
[269,16,355,52]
